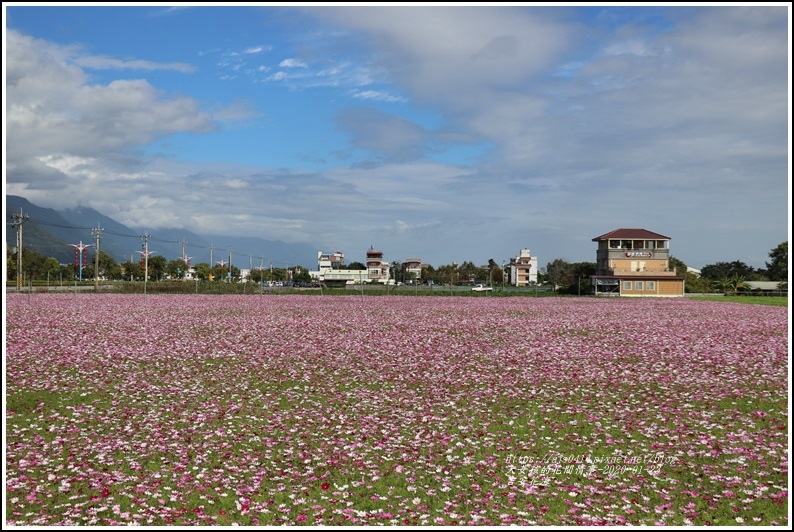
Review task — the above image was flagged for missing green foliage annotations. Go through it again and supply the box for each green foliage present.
[7,246,69,282]
[166,258,188,280]
[146,255,167,281]
[690,295,787,306]
[120,260,144,281]
[558,262,596,295]
[765,242,787,282]
[543,258,573,291]
[668,255,687,277]
[683,272,713,293]
[293,267,312,283]
[700,261,756,281]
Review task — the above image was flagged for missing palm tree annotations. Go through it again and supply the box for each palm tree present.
[718,274,748,294]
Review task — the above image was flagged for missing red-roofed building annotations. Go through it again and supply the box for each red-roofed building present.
[591,228,684,297]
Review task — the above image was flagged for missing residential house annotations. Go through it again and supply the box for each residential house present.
[591,228,685,297]
[508,248,538,286]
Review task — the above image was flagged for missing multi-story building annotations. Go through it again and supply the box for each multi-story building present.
[508,248,538,286]
[366,247,390,282]
[310,248,392,285]
[317,251,345,271]
[590,228,684,297]
[404,258,423,282]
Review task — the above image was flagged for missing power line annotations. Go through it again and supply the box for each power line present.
[13,215,302,271]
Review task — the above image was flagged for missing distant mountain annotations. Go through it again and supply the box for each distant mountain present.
[5,196,87,263]
[5,195,319,268]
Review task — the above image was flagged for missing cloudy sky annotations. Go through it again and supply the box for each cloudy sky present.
[4,4,790,269]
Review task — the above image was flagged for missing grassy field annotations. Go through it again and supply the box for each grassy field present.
[689,295,788,307]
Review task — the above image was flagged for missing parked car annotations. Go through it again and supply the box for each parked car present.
[472,284,493,292]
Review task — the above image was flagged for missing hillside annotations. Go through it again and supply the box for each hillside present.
[5,196,319,268]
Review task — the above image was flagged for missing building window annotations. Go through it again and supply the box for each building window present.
[635,281,643,291]
[623,281,632,291]
[646,281,655,291]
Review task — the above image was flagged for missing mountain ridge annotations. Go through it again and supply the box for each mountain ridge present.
[5,195,320,268]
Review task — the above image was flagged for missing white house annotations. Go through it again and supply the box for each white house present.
[310,249,392,285]
[508,248,538,286]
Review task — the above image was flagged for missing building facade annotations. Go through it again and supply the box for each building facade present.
[508,248,538,286]
[366,247,390,282]
[310,248,392,284]
[590,228,684,297]
[404,258,423,282]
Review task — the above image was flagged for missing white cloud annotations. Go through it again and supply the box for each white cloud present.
[73,55,195,72]
[352,90,405,103]
[279,58,308,68]
[244,46,269,54]
[5,7,788,270]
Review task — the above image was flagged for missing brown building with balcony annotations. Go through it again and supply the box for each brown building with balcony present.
[591,228,685,297]
[404,258,424,282]
[366,246,390,282]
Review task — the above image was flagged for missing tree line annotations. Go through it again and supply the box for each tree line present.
[7,242,788,294]
[5,248,312,285]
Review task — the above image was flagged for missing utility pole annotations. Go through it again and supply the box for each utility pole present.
[228,248,234,282]
[138,233,154,297]
[92,225,103,290]
[10,208,30,291]
[259,256,264,295]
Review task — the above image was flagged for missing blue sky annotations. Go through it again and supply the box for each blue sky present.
[4,3,790,270]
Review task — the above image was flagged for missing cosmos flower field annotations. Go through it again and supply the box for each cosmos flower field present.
[5,293,789,526]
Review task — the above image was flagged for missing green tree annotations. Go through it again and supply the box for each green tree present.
[668,255,712,293]
[544,258,572,291]
[90,250,121,280]
[458,261,479,284]
[6,247,16,281]
[16,247,47,282]
[486,259,504,285]
[193,262,211,281]
[434,263,459,285]
[701,261,755,282]
[120,260,143,281]
[209,264,228,282]
[559,262,596,295]
[146,255,167,281]
[166,259,188,280]
[683,272,713,293]
[668,255,688,277]
[293,267,312,284]
[765,242,787,282]
[42,257,61,281]
[248,268,267,283]
[421,265,437,284]
[390,261,403,284]
[6,246,51,282]
[714,273,748,294]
